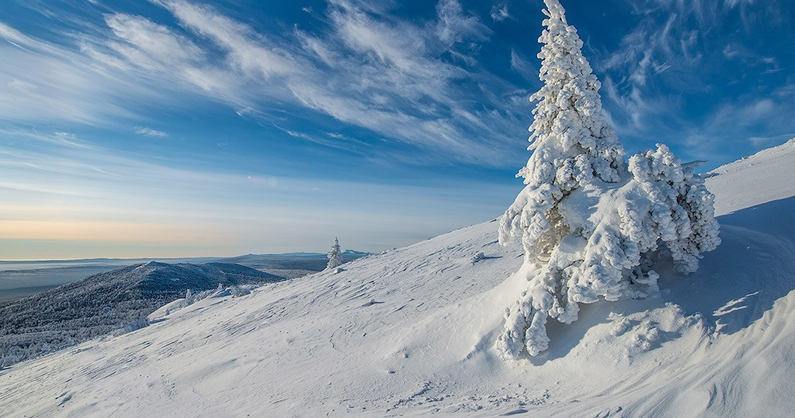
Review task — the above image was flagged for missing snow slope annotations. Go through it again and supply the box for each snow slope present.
[1,140,794,417]
[708,138,795,215]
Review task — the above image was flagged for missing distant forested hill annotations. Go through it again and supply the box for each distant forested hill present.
[0,262,283,367]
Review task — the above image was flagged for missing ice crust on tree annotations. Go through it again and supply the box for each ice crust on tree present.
[497,0,720,358]
[327,237,344,270]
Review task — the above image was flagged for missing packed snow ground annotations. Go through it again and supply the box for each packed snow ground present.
[1,140,794,417]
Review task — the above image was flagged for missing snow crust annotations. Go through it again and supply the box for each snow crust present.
[0,141,794,417]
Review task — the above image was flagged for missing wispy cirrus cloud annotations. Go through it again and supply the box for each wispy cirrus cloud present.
[1,0,528,167]
[152,0,300,80]
[490,4,510,22]
[135,127,168,137]
[104,13,204,69]
[509,48,540,86]
[436,0,491,45]
[592,0,795,162]
[284,0,523,163]
[0,27,141,125]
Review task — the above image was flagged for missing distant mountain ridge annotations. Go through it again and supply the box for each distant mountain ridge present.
[0,261,284,367]
[220,250,371,278]
[0,250,372,301]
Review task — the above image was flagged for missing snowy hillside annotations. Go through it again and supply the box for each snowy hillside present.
[1,140,794,417]
[708,138,795,215]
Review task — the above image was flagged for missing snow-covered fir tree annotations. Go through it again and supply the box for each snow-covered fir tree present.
[327,237,344,269]
[499,0,623,260]
[497,0,721,358]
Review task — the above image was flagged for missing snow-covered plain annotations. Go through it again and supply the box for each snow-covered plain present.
[1,140,794,417]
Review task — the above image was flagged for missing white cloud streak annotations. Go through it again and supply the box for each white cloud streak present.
[135,127,168,137]
[0,35,139,125]
[509,48,539,84]
[154,0,299,80]
[436,0,491,45]
[595,0,790,141]
[490,4,510,22]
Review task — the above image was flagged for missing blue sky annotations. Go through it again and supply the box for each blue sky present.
[0,0,793,260]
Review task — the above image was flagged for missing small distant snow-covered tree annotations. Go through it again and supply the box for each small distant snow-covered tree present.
[497,0,720,358]
[327,237,344,269]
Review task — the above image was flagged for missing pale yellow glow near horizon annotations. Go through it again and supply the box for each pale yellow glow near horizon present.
[0,220,233,243]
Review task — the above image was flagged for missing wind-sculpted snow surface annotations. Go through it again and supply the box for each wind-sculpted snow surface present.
[0,141,793,417]
[497,0,719,357]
